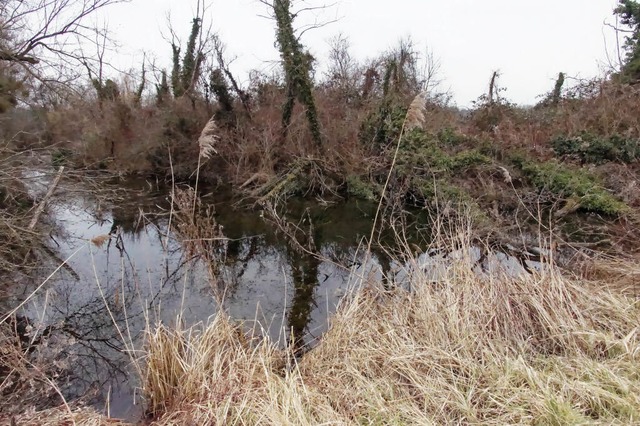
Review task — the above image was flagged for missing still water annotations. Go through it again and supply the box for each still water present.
[7,174,536,420]
[8,177,397,420]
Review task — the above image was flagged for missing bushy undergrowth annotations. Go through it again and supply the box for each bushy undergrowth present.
[514,158,628,216]
[30,73,640,234]
[552,133,640,164]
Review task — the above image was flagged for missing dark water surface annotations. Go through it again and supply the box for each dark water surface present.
[6,174,537,421]
[7,176,398,420]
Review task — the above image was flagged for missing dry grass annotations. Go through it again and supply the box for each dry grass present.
[140,227,640,425]
[0,406,130,426]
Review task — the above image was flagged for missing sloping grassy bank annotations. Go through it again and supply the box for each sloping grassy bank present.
[138,235,640,425]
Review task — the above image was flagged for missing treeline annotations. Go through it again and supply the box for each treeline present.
[2,1,640,231]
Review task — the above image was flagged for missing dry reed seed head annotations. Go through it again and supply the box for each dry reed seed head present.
[497,166,512,183]
[404,91,427,131]
[198,116,220,159]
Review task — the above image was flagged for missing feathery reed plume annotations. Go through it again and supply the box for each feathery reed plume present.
[404,91,427,131]
[197,116,220,159]
[498,166,512,183]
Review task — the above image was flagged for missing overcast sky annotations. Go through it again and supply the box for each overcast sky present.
[102,0,622,106]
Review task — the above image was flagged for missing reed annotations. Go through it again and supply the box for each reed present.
[139,221,640,425]
[197,116,219,160]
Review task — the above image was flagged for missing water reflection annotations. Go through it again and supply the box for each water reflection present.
[2,174,546,421]
[287,245,321,353]
[6,181,391,420]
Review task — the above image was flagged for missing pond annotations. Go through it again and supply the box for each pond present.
[4,173,538,421]
[5,175,401,420]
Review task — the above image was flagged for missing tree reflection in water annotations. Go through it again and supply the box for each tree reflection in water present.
[6,184,409,419]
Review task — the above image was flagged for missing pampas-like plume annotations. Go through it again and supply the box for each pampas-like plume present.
[498,166,512,184]
[197,116,219,159]
[404,91,427,131]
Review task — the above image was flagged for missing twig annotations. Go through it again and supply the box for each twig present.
[28,166,64,230]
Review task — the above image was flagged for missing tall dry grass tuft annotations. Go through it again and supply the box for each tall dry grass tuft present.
[141,222,640,425]
[404,91,427,131]
[142,316,287,423]
[197,116,220,160]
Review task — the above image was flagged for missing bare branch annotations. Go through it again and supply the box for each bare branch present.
[604,20,634,33]
[0,51,39,64]
[1,0,128,69]
[257,0,339,40]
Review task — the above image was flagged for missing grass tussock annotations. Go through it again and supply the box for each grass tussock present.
[141,235,640,425]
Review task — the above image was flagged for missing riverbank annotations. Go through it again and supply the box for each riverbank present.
[20,75,640,262]
[3,65,640,426]
[143,250,640,425]
[5,223,639,425]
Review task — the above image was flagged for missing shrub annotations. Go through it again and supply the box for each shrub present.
[436,127,468,146]
[397,129,491,175]
[346,175,380,201]
[517,160,628,215]
[552,133,640,164]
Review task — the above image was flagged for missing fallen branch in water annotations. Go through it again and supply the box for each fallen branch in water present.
[28,166,64,230]
[251,159,313,203]
[21,166,65,265]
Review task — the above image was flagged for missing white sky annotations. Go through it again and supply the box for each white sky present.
[101,0,622,106]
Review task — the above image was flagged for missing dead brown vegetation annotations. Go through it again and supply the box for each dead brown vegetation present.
[138,223,640,425]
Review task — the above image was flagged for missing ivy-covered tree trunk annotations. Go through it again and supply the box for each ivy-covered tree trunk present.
[170,18,203,99]
[171,43,182,97]
[156,70,171,106]
[272,0,322,148]
[181,18,202,95]
[134,61,146,106]
[551,72,565,106]
[210,68,236,125]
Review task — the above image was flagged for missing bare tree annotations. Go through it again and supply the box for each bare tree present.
[0,0,128,109]
[325,33,357,89]
[418,47,443,94]
[0,0,128,66]
[212,34,251,113]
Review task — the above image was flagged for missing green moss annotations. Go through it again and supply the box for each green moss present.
[411,177,466,200]
[436,127,475,147]
[346,175,381,201]
[517,160,628,216]
[397,129,491,175]
[409,177,489,223]
[448,150,492,170]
